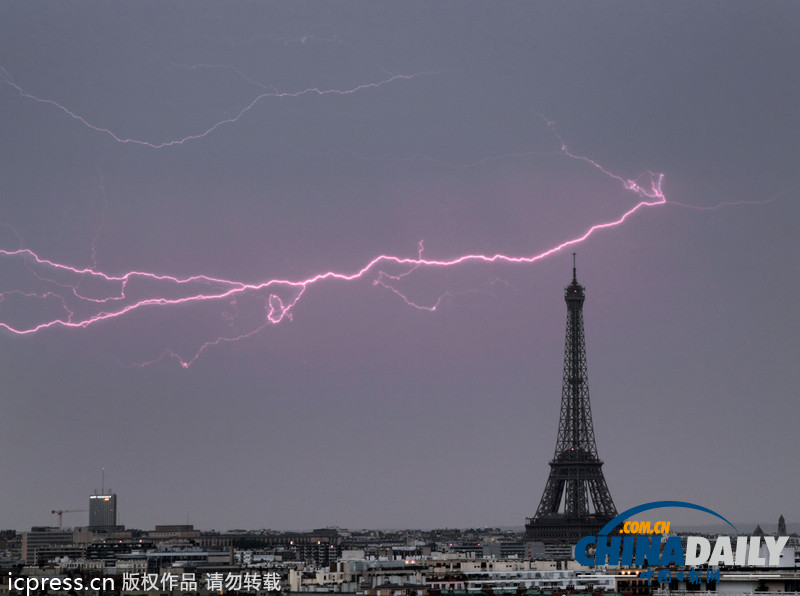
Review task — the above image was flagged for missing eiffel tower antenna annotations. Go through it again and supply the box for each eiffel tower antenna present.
[572,252,577,283]
[524,257,617,555]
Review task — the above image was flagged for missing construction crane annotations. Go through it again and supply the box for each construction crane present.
[51,509,88,529]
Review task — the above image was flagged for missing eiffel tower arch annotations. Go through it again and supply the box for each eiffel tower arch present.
[525,256,617,551]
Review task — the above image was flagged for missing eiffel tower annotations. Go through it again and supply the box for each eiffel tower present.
[525,256,617,550]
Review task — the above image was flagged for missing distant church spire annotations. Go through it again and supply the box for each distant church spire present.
[778,514,786,535]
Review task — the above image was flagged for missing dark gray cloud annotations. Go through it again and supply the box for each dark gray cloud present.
[0,1,797,531]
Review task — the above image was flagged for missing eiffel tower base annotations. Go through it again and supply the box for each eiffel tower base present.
[525,456,616,544]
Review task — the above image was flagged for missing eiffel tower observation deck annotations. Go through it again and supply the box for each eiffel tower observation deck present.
[524,256,617,550]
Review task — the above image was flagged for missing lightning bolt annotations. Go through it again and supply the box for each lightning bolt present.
[1,73,781,367]
[0,66,427,149]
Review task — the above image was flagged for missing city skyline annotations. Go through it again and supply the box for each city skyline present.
[1,2,798,531]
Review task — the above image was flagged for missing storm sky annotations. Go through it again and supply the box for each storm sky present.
[1,2,798,532]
